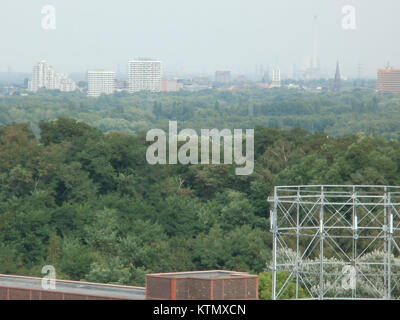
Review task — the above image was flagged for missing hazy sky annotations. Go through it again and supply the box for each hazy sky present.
[1,0,400,77]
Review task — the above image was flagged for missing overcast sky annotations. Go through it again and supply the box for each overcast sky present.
[1,0,399,77]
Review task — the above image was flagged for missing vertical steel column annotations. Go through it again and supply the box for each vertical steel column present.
[387,191,393,299]
[272,186,278,300]
[384,187,388,299]
[352,186,357,299]
[296,186,300,299]
[319,186,324,300]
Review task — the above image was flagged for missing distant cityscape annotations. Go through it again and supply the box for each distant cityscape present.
[1,59,399,97]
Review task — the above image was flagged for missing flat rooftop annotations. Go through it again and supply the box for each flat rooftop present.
[147,270,256,279]
[0,274,146,300]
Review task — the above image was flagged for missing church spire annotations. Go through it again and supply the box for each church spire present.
[333,61,341,91]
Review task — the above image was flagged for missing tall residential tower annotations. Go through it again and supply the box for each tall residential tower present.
[128,59,162,93]
[215,70,231,83]
[28,60,76,92]
[87,71,116,97]
[377,65,400,93]
[271,69,281,88]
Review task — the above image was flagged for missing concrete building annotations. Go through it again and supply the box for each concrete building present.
[28,60,76,92]
[215,70,231,83]
[192,76,210,85]
[58,73,77,92]
[271,69,281,88]
[116,80,128,92]
[87,71,116,97]
[256,83,270,89]
[128,59,162,93]
[377,66,400,93]
[161,79,183,92]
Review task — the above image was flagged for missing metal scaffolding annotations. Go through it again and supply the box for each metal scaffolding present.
[268,185,400,300]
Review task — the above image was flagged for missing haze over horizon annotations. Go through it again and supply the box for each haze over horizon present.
[1,0,399,78]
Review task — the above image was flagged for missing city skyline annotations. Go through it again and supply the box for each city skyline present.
[5,57,386,84]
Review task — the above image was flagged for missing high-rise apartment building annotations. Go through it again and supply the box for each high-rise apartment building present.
[377,66,400,93]
[215,70,231,83]
[128,59,162,93]
[28,60,76,92]
[87,71,116,97]
[58,74,77,92]
[271,69,281,88]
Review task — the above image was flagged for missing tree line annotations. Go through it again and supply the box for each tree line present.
[2,87,400,139]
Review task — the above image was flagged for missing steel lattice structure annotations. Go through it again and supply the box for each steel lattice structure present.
[268,185,400,300]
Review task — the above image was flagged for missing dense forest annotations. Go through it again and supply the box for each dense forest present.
[1,87,400,139]
[1,116,400,288]
[1,87,400,298]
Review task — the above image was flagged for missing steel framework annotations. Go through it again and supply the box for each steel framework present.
[268,185,400,300]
